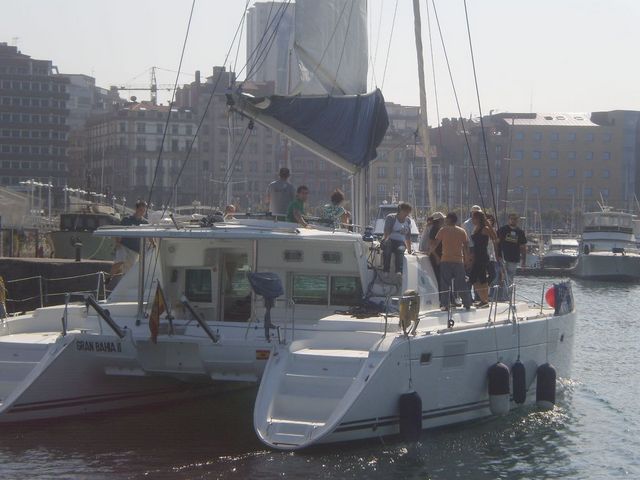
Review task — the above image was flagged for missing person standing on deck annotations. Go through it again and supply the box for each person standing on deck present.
[381,202,413,275]
[434,212,472,311]
[286,185,309,227]
[267,167,295,218]
[497,213,527,286]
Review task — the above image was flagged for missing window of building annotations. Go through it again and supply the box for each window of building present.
[586,151,593,161]
[568,151,576,160]
[603,133,612,143]
[585,187,593,197]
[567,169,576,177]
[172,125,179,135]
[171,139,178,152]
[185,269,212,303]
[601,188,609,197]
[156,123,163,134]
[377,183,387,194]
[515,168,523,177]
[602,152,611,161]
[185,125,193,136]
[136,123,146,133]
[550,132,559,142]
[602,169,610,178]
[531,187,540,195]
[513,150,524,160]
[532,168,540,177]
[533,132,542,141]
[549,187,557,197]
[549,168,558,177]
[584,169,593,178]
[515,132,524,140]
[377,166,387,178]
[585,132,594,142]
[567,132,576,141]
[549,151,558,160]
[532,151,541,160]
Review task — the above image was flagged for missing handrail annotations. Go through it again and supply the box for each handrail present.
[180,295,219,343]
[85,295,125,339]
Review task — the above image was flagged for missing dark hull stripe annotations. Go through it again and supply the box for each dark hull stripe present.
[334,400,489,433]
[9,386,202,413]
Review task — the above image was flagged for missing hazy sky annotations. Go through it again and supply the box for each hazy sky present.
[2,0,639,125]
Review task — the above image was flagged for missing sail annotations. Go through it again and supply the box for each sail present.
[293,0,368,95]
[238,89,389,170]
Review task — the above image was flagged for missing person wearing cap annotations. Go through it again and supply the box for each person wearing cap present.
[223,204,236,221]
[464,205,483,248]
[497,212,527,285]
[267,167,295,218]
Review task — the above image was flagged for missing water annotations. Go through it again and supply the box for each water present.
[1,277,639,479]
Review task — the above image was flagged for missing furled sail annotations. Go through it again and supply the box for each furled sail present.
[234,89,389,171]
[292,0,368,95]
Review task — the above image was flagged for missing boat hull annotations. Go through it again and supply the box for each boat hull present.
[49,231,116,261]
[571,253,640,281]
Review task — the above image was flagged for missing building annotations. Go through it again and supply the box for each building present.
[430,111,640,227]
[62,74,125,189]
[85,101,198,206]
[0,42,70,189]
[246,2,296,95]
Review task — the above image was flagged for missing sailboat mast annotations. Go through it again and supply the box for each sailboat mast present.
[412,0,436,209]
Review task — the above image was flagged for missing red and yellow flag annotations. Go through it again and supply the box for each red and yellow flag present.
[149,283,166,344]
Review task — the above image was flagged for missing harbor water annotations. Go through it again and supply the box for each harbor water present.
[0,277,638,479]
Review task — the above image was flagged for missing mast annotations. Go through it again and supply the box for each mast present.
[412,0,436,209]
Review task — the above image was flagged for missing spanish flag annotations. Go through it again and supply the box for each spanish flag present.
[149,282,166,344]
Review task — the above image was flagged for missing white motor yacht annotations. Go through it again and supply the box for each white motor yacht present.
[0,217,576,451]
[571,209,640,281]
[541,238,579,269]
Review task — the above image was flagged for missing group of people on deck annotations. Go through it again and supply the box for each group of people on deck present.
[267,167,350,228]
[382,202,527,311]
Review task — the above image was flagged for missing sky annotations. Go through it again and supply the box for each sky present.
[2,0,639,126]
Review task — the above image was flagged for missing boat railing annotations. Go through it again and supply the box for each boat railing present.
[85,294,126,339]
[1,271,109,314]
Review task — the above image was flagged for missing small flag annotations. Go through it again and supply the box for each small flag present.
[149,282,166,344]
[256,349,270,360]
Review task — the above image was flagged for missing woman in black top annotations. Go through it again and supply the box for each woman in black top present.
[469,211,497,308]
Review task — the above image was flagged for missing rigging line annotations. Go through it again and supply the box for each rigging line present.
[380,0,399,90]
[220,125,251,189]
[238,0,291,82]
[158,0,251,216]
[146,0,197,206]
[329,0,357,96]
[241,2,292,88]
[305,0,350,91]
[232,0,251,76]
[430,0,485,209]
[372,0,385,81]
[502,117,515,224]
[425,0,443,149]
[463,0,498,216]
[244,0,276,81]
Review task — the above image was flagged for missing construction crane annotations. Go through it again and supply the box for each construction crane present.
[114,67,175,105]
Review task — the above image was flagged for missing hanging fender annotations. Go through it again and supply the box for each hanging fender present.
[488,362,510,415]
[512,360,527,405]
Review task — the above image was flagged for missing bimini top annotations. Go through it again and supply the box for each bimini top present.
[244,89,389,169]
[94,219,362,242]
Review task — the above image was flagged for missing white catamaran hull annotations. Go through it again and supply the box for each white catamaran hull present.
[254,309,575,450]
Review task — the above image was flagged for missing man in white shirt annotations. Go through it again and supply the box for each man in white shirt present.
[267,167,295,217]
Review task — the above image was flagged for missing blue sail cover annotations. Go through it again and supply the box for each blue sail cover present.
[258,89,389,169]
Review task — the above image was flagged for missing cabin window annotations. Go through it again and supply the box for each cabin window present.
[283,250,304,262]
[330,276,362,306]
[185,269,212,303]
[292,275,328,305]
[321,251,342,264]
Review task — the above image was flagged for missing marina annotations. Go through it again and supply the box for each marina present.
[2,0,640,478]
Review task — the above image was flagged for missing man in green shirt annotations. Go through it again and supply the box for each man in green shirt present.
[286,185,309,226]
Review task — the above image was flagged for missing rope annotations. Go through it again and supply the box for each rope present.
[463,0,498,217]
[147,0,197,206]
[424,0,444,155]
[329,0,357,96]
[430,0,485,210]
[380,0,399,89]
